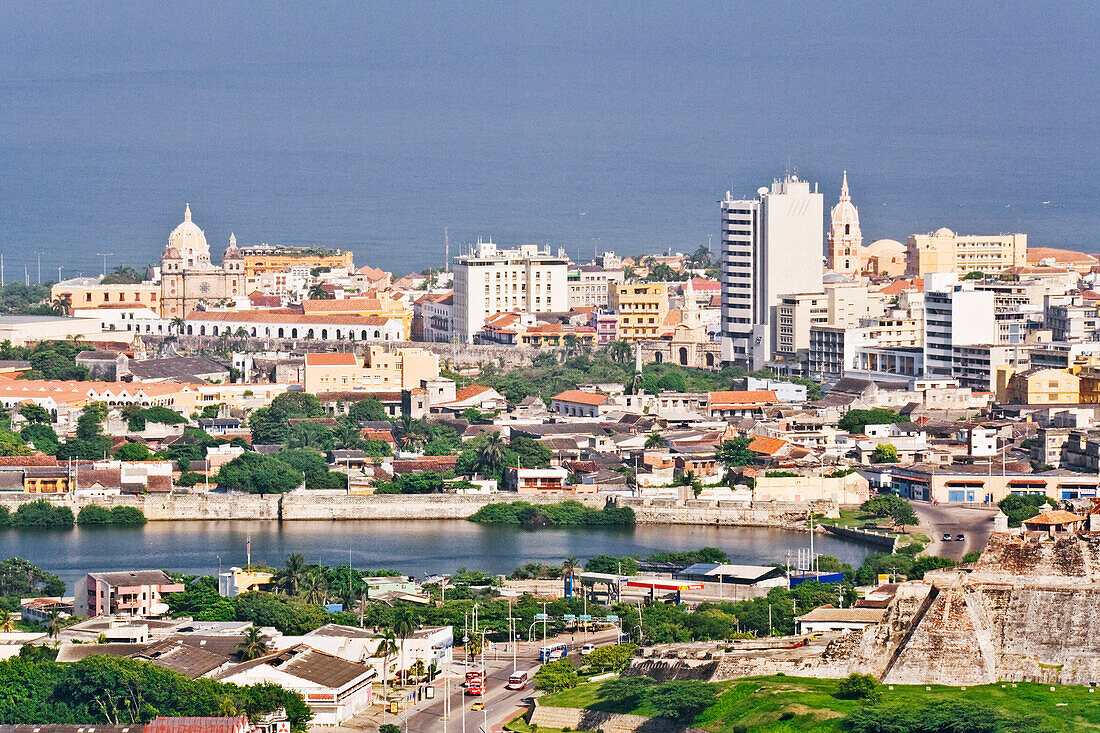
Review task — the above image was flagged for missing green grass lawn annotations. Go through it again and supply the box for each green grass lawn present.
[541,675,1100,732]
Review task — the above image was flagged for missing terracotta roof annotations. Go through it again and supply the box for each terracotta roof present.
[304,352,360,367]
[710,390,778,406]
[392,456,459,473]
[877,278,924,296]
[145,716,249,733]
[1023,509,1086,527]
[357,265,390,280]
[451,384,495,402]
[0,455,57,466]
[552,390,609,406]
[1027,247,1098,267]
[689,277,721,291]
[302,296,398,314]
[361,428,395,443]
[796,605,886,624]
[748,436,791,456]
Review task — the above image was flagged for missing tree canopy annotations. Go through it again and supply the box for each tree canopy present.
[218,452,304,494]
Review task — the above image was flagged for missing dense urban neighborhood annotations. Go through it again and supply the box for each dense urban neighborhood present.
[0,177,1099,733]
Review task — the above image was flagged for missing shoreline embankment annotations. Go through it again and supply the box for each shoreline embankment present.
[0,492,837,528]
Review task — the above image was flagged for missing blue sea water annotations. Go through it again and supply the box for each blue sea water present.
[0,2,1097,278]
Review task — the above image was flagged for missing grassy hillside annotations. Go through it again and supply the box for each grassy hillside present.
[539,675,1100,732]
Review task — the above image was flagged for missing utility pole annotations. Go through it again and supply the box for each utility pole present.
[36,252,40,285]
[540,601,548,644]
[96,252,112,277]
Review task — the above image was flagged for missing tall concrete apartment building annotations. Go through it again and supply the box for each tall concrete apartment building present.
[923,283,996,377]
[452,239,570,343]
[906,228,1027,277]
[720,175,824,368]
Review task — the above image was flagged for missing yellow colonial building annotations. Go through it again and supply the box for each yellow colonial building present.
[906,228,1027,277]
[610,282,668,341]
[52,278,162,315]
[997,366,1080,405]
[303,346,439,395]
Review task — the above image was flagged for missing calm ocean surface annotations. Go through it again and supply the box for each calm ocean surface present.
[0,520,872,593]
[1,3,1098,277]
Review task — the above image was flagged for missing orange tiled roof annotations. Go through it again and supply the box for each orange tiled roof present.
[186,309,393,326]
[302,297,397,314]
[1023,509,1086,526]
[748,436,791,456]
[451,384,495,402]
[710,390,778,406]
[303,352,359,367]
[552,389,609,406]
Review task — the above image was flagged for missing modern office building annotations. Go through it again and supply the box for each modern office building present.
[452,239,570,343]
[720,175,824,368]
[923,284,997,377]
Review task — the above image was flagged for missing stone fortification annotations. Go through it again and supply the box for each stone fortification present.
[0,492,820,526]
[531,705,704,733]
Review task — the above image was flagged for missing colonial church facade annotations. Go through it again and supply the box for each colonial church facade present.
[160,205,245,319]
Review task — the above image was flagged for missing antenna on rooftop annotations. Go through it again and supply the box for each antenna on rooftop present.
[445,227,450,273]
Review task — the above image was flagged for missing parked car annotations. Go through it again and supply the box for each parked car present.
[581,643,596,655]
[942,533,952,541]
[956,533,965,542]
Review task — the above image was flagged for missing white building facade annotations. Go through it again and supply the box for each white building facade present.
[452,239,570,343]
[720,176,824,369]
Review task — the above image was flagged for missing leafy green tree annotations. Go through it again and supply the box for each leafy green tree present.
[57,402,112,460]
[871,443,899,463]
[835,673,881,701]
[860,495,918,530]
[583,554,640,575]
[270,391,324,420]
[10,501,73,528]
[534,658,578,691]
[18,404,50,424]
[0,428,32,456]
[76,505,113,525]
[114,442,154,461]
[838,408,909,434]
[20,423,59,455]
[657,371,687,392]
[286,421,334,451]
[277,448,346,490]
[510,436,552,468]
[347,398,388,423]
[998,493,1046,527]
[599,675,655,706]
[715,437,755,468]
[218,452,304,494]
[583,643,636,672]
[110,506,147,525]
[646,680,717,721]
[248,407,287,445]
[0,557,66,597]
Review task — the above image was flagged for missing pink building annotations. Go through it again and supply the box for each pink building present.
[83,570,185,617]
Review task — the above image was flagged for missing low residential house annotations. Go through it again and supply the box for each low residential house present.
[214,644,375,726]
[218,567,275,597]
[79,570,185,618]
[19,596,73,624]
[550,389,610,418]
[328,450,368,470]
[708,390,778,419]
[506,465,574,493]
[796,605,887,634]
[24,465,71,493]
[437,384,507,413]
[197,417,248,438]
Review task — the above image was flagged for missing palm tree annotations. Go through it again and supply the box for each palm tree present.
[47,610,62,639]
[372,630,400,721]
[51,294,72,316]
[308,285,330,300]
[281,553,307,596]
[608,339,632,365]
[0,610,15,633]
[477,431,508,476]
[170,317,187,336]
[234,327,249,339]
[287,421,329,451]
[391,607,418,686]
[299,567,329,605]
[563,334,579,358]
[238,625,268,661]
[644,430,664,449]
[333,421,362,450]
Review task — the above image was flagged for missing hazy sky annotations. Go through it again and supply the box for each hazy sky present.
[1,2,1097,273]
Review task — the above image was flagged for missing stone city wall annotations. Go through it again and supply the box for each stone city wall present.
[0,492,827,526]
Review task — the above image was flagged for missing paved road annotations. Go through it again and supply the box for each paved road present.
[912,502,998,561]
[342,629,622,733]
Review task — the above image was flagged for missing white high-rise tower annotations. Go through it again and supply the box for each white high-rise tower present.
[720,175,824,369]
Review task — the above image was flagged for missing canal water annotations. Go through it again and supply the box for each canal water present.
[0,520,876,591]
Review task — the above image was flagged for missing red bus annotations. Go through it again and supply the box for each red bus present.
[466,679,484,696]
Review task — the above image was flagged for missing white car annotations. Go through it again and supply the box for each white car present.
[580,643,596,655]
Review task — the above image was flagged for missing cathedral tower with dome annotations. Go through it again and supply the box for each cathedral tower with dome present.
[827,171,863,275]
[160,205,244,318]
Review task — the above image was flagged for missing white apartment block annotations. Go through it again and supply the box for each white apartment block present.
[452,239,570,343]
[567,263,624,309]
[923,284,996,377]
[720,175,824,369]
[952,344,1030,392]
[809,325,873,383]
[776,293,828,360]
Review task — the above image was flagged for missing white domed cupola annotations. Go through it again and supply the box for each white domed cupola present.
[167,204,213,270]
